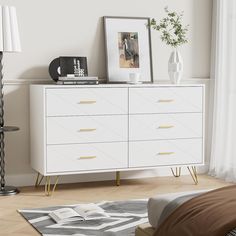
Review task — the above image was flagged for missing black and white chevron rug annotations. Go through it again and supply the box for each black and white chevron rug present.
[19,199,148,236]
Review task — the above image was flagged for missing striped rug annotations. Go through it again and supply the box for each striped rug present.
[19,199,148,236]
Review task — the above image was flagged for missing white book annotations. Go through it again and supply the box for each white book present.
[49,203,109,224]
[56,80,99,85]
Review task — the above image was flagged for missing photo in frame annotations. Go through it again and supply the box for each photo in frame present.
[104,16,153,83]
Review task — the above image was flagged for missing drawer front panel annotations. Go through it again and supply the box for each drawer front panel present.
[46,88,128,116]
[129,139,203,167]
[47,142,128,173]
[129,113,202,141]
[47,115,127,144]
[129,87,203,114]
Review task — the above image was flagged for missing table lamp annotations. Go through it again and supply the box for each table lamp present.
[0,5,21,196]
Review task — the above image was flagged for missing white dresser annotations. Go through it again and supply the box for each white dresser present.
[30,84,204,191]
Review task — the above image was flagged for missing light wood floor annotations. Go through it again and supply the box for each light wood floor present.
[0,175,231,235]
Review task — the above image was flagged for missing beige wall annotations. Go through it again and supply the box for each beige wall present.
[0,0,213,186]
[2,0,212,80]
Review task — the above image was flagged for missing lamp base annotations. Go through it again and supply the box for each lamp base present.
[0,186,20,196]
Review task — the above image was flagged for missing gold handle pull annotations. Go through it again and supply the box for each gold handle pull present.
[79,156,97,160]
[157,152,175,156]
[78,100,96,104]
[158,125,174,129]
[158,99,174,103]
[78,128,97,132]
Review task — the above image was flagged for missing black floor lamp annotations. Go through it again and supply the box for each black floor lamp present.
[0,5,21,196]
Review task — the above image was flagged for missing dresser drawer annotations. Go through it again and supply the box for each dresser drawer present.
[46,142,128,173]
[129,139,203,167]
[129,87,203,114]
[46,88,128,116]
[129,113,202,141]
[47,115,127,144]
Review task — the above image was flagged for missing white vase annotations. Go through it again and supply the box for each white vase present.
[168,48,183,84]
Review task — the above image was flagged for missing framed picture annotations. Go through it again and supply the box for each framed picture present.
[104,16,153,83]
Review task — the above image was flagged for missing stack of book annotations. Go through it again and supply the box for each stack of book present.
[57,76,99,85]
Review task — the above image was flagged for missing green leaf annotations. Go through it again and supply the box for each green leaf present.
[150,7,189,47]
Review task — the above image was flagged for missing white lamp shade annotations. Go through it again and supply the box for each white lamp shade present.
[0,6,21,52]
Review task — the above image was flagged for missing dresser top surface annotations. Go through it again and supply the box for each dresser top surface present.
[30,83,205,89]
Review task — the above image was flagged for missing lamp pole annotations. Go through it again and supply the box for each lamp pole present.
[0,51,20,195]
[0,51,5,190]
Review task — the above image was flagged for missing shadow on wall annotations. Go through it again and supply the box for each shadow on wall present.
[3,84,33,177]
[192,0,212,78]
[17,16,106,82]
[18,66,50,81]
[87,17,107,80]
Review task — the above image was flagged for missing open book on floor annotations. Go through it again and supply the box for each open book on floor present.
[49,203,110,224]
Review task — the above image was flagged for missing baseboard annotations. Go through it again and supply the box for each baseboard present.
[5,166,208,187]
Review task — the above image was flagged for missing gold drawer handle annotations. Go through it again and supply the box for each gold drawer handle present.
[158,125,174,129]
[78,100,97,104]
[157,152,175,156]
[78,128,97,132]
[158,99,174,103]
[79,156,97,160]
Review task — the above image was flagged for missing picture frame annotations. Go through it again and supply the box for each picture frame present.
[104,16,153,83]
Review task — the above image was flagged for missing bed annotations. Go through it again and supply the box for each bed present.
[135,186,236,236]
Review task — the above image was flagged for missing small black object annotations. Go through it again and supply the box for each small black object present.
[49,57,88,81]
[48,57,61,81]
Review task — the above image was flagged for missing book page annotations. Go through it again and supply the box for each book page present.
[49,208,86,224]
[50,208,80,220]
[74,204,109,219]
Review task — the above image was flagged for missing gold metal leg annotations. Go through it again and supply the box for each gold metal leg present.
[116,171,120,186]
[45,176,50,196]
[52,176,59,193]
[35,172,40,187]
[35,172,44,187]
[45,176,59,196]
[187,166,198,185]
[171,167,181,177]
